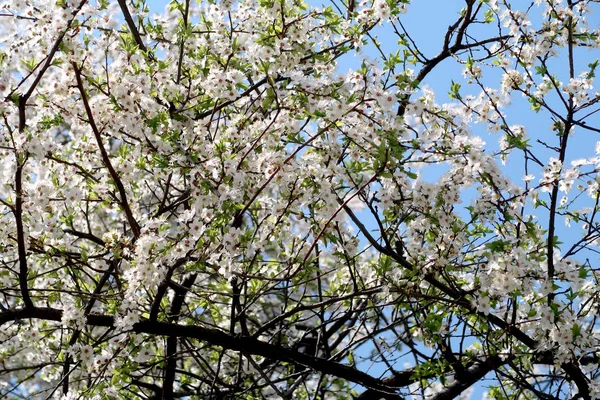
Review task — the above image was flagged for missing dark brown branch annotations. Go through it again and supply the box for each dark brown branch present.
[230,277,250,337]
[61,260,117,394]
[7,1,88,311]
[4,0,88,105]
[546,0,577,309]
[193,75,275,119]
[176,0,190,84]
[153,189,190,218]
[116,0,151,57]
[254,287,381,338]
[14,154,33,309]
[71,62,141,239]
[149,257,190,321]
[356,368,429,400]
[397,20,509,116]
[63,228,105,246]
[429,357,502,400]
[0,306,401,397]
[162,273,197,399]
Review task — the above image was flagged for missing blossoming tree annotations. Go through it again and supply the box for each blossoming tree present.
[1,0,600,398]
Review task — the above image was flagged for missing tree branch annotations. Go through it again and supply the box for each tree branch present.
[0,307,401,397]
[14,153,33,309]
[116,0,151,58]
[162,273,197,399]
[71,62,141,239]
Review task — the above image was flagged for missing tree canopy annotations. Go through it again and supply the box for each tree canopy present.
[1,0,600,399]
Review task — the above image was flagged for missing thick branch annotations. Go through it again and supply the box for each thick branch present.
[14,155,33,309]
[0,307,400,396]
[430,357,502,400]
[162,273,197,399]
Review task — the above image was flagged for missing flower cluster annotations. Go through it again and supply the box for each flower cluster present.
[1,0,600,399]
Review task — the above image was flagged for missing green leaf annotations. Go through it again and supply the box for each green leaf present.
[572,324,581,338]
[484,9,494,23]
[20,58,38,73]
[449,80,461,99]
[535,65,547,75]
[485,240,510,252]
[587,59,599,79]
[505,134,530,150]
[528,96,541,113]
